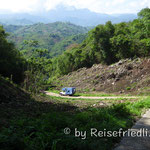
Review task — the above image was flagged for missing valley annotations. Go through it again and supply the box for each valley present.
[0,7,150,150]
[4,22,89,58]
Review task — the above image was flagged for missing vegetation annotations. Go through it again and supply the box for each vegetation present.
[0,25,26,83]
[0,84,150,150]
[5,22,88,58]
[3,8,149,84]
[50,33,87,56]
[1,8,150,90]
[0,26,49,91]
[0,8,150,150]
[52,8,150,77]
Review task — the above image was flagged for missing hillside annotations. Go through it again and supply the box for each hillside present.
[54,58,150,95]
[2,69,150,150]
[0,75,31,127]
[4,22,88,57]
[1,8,150,150]
[0,76,30,104]
[51,8,150,78]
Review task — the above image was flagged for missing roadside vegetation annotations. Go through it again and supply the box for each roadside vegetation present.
[0,7,150,150]
[0,81,150,150]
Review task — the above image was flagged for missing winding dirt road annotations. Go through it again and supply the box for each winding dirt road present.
[45,91,140,99]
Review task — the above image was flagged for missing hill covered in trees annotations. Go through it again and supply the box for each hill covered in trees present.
[51,8,150,77]
[4,22,89,58]
[1,8,150,150]
[2,8,149,88]
[0,26,26,83]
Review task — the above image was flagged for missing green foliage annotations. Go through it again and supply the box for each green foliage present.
[138,7,150,38]
[126,87,131,91]
[51,8,150,78]
[50,33,87,56]
[23,42,52,93]
[0,25,26,83]
[5,22,88,58]
[1,97,150,150]
[2,8,150,87]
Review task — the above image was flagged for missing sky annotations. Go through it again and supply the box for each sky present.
[0,0,149,14]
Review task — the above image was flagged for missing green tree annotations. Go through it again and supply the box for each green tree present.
[0,25,26,83]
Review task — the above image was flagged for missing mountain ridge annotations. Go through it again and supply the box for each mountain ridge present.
[0,5,137,26]
[4,22,89,57]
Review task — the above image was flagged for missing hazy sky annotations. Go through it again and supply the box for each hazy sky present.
[0,0,149,14]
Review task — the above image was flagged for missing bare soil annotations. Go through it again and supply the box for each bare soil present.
[54,58,150,95]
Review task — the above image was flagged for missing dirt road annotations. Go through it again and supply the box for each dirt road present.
[45,91,140,99]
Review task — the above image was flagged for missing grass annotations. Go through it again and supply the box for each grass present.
[48,89,60,94]
[74,92,132,97]
[48,95,140,101]
[1,93,150,150]
[47,95,138,108]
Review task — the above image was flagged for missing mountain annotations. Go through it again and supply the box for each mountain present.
[0,13,46,25]
[50,8,150,77]
[4,22,89,57]
[0,5,137,26]
[43,5,137,26]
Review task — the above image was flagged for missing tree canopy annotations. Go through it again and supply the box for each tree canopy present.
[51,8,150,77]
[0,26,26,83]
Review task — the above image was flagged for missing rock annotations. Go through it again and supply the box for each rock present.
[115,78,120,82]
[119,90,125,93]
[125,64,133,70]
[99,102,106,106]
[112,82,115,85]
[92,68,97,72]
[100,76,105,80]
[99,103,104,106]
[118,60,124,65]
[116,68,127,78]
[139,66,143,70]
[107,73,116,79]
[127,71,132,76]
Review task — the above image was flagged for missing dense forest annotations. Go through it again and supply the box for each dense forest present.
[51,8,150,76]
[4,22,88,58]
[0,26,26,83]
[0,8,150,90]
[0,7,150,150]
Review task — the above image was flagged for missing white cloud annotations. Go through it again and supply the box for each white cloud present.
[0,0,149,14]
[44,0,150,14]
[44,0,63,10]
[0,0,40,12]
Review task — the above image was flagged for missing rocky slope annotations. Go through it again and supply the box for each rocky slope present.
[54,58,150,95]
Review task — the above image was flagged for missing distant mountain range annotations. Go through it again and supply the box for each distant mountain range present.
[4,22,88,57]
[0,5,137,26]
